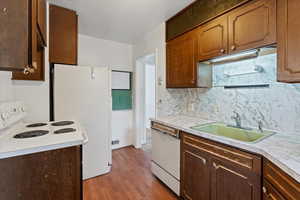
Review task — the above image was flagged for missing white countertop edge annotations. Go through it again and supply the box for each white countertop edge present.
[151,117,300,184]
[0,139,85,160]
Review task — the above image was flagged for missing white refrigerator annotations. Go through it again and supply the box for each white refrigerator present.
[54,65,112,180]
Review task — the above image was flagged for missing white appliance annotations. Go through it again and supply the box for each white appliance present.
[151,126,180,195]
[0,101,87,159]
[54,65,112,180]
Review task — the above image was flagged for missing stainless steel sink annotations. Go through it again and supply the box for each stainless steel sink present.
[190,123,275,143]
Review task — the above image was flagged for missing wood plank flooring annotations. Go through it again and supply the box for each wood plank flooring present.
[83,146,178,200]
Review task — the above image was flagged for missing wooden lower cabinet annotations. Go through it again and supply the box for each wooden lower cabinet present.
[0,146,82,200]
[181,132,262,200]
[263,180,286,200]
[211,157,261,200]
[181,144,210,200]
[263,159,300,200]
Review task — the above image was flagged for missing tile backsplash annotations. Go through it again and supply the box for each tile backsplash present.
[158,53,300,134]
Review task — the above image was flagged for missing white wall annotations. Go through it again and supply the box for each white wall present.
[78,34,133,149]
[78,34,132,71]
[132,23,165,147]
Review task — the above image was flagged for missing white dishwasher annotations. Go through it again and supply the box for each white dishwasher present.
[151,122,180,195]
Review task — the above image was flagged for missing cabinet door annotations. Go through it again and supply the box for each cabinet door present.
[37,0,47,46]
[0,146,82,200]
[264,159,300,200]
[49,5,78,65]
[210,157,261,200]
[12,0,45,81]
[277,0,300,83]
[0,0,30,71]
[263,180,287,200]
[181,144,210,200]
[197,15,228,62]
[228,0,276,53]
[166,32,198,88]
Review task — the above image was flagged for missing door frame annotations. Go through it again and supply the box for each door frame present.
[134,49,158,148]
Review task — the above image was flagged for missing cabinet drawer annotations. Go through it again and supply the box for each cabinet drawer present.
[264,159,300,200]
[263,180,287,200]
[182,133,261,173]
[151,122,179,138]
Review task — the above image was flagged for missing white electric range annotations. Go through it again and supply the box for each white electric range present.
[0,101,88,159]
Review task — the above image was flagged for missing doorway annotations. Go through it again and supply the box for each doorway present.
[135,53,156,151]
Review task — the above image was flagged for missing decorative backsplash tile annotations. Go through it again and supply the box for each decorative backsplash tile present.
[158,53,300,135]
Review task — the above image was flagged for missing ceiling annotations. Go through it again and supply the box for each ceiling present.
[48,0,195,44]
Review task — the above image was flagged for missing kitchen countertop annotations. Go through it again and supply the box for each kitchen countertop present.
[151,115,300,183]
[0,121,88,159]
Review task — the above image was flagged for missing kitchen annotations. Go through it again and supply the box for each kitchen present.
[1,0,300,200]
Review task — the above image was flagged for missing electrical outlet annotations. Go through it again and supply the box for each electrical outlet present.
[188,103,195,112]
[111,140,120,145]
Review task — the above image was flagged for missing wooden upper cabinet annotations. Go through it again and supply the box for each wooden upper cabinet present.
[37,0,47,46]
[197,15,228,62]
[0,0,31,71]
[11,0,45,81]
[166,31,198,88]
[228,0,276,53]
[277,0,300,83]
[49,5,78,65]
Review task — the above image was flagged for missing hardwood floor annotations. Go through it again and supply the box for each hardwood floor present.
[83,146,178,200]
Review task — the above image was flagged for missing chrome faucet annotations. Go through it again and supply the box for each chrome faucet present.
[231,111,242,128]
[258,121,263,132]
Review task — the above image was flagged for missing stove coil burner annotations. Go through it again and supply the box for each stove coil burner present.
[51,121,74,126]
[54,128,76,134]
[26,123,48,128]
[14,130,49,139]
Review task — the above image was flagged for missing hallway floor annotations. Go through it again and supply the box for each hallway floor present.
[83,146,178,200]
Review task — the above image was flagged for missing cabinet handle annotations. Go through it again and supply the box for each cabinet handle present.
[263,186,276,200]
[2,8,7,14]
[231,45,236,51]
[213,162,218,169]
[198,156,206,165]
[220,49,225,53]
[23,65,36,75]
[262,186,267,194]
[32,61,38,70]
